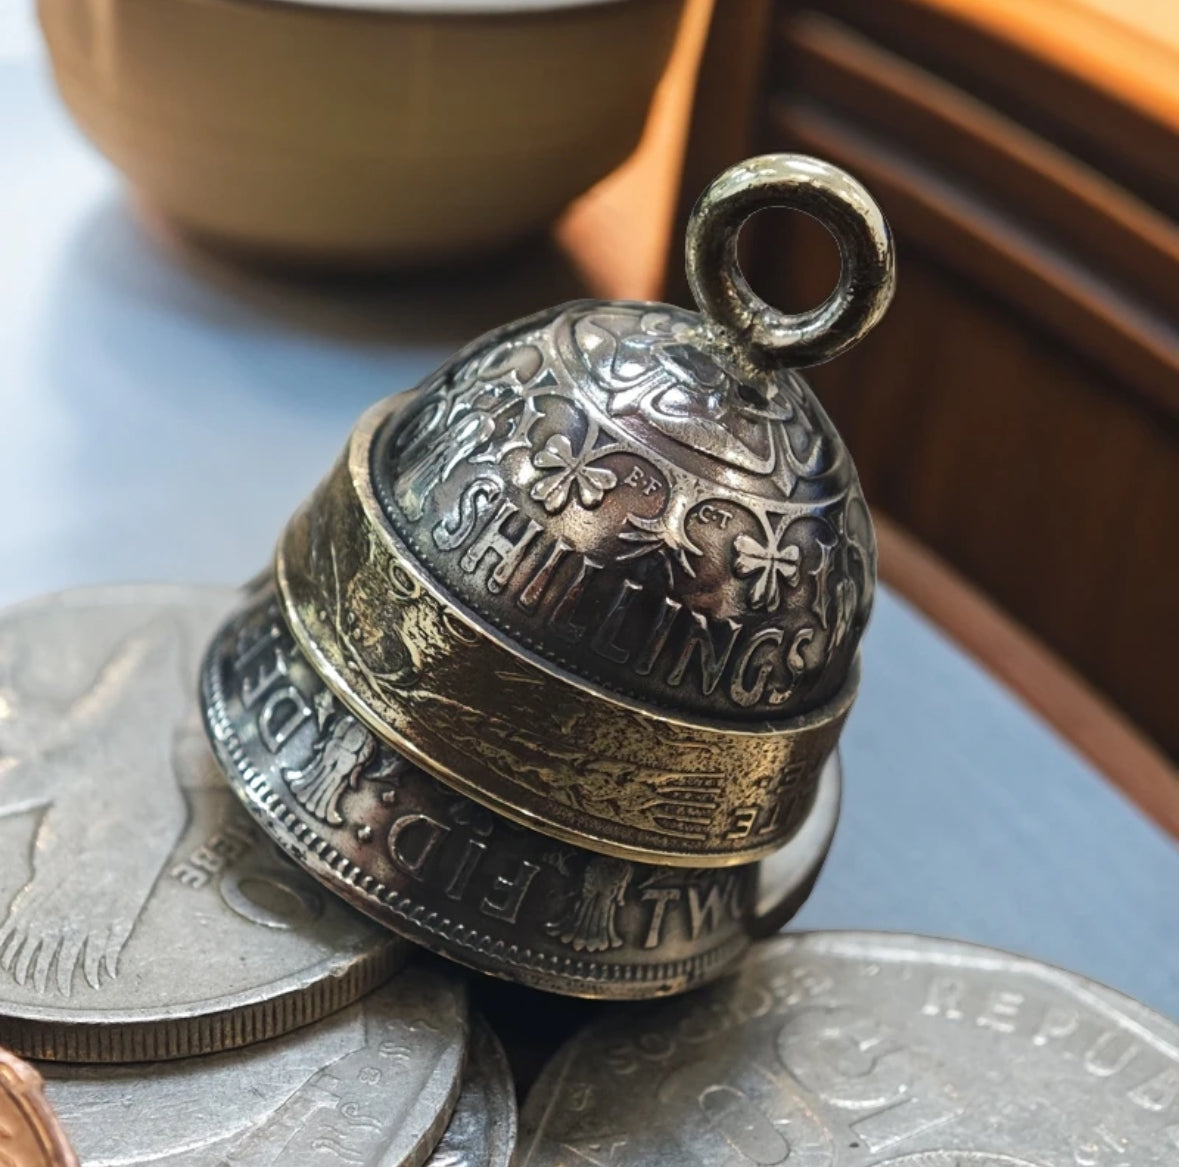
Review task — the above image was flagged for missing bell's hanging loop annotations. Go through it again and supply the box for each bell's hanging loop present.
[685,153,895,369]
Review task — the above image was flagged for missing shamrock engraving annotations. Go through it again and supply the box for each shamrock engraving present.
[530,431,618,514]
[733,517,802,612]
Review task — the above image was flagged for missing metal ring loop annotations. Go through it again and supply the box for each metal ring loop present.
[686,154,895,368]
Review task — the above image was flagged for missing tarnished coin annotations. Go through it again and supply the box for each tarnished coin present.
[42,965,468,1167]
[429,1018,516,1167]
[519,932,1179,1166]
[0,587,406,1062]
[0,1046,77,1167]
[278,390,852,867]
[200,585,840,998]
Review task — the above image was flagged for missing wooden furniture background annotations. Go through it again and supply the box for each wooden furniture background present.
[664,0,1179,772]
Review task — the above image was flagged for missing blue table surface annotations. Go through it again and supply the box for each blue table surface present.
[2,30,1176,1020]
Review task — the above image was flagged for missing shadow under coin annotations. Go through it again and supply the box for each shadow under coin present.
[131,194,599,349]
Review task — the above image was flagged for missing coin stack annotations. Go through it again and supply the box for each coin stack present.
[197,153,889,1003]
[4,153,1175,1167]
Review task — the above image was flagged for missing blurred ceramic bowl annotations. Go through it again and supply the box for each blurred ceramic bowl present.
[38,0,685,266]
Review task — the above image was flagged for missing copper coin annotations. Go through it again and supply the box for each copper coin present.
[0,1046,77,1167]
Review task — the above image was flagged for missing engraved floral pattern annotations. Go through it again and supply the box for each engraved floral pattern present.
[617,483,704,583]
[808,537,837,629]
[530,432,619,513]
[733,518,802,612]
[376,301,874,722]
[574,308,823,485]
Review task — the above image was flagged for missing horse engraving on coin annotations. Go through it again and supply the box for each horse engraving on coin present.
[0,613,196,996]
[0,587,403,1062]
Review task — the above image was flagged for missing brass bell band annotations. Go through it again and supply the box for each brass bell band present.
[276,391,858,867]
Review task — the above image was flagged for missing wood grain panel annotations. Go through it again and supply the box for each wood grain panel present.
[653,0,1179,774]
[664,0,773,307]
[807,0,1179,212]
[757,212,1179,756]
[901,0,1179,129]
[770,101,1179,417]
[786,14,1179,317]
[875,515,1179,840]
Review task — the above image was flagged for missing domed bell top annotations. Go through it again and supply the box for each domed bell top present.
[276,154,895,866]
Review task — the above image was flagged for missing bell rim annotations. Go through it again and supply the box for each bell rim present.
[199,585,843,997]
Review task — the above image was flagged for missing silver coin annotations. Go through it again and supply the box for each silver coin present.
[429,1017,516,1167]
[519,931,1179,1167]
[41,964,469,1167]
[0,586,406,1062]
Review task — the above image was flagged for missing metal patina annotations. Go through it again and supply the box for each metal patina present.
[427,1018,516,1167]
[200,584,841,998]
[41,967,468,1167]
[274,153,893,865]
[0,1047,77,1167]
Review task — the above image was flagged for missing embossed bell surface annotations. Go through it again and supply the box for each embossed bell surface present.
[277,154,894,866]
[380,297,874,722]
